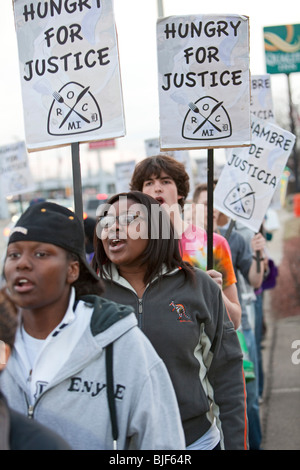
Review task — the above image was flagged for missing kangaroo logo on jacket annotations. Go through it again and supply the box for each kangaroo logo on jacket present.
[169,301,192,323]
[68,376,126,399]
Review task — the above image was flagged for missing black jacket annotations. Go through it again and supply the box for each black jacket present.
[101,266,248,449]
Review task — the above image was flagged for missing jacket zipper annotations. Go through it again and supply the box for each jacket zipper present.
[25,369,34,419]
[24,389,34,420]
[28,404,34,419]
[109,273,179,329]
[138,299,143,329]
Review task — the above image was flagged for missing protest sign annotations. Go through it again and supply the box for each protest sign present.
[214,115,296,232]
[250,74,275,122]
[195,157,224,184]
[13,0,125,151]
[115,160,136,193]
[0,142,35,197]
[157,14,251,150]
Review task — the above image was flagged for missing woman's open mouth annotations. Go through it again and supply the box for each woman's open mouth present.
[14,278,34,293]
[108,238,126,252]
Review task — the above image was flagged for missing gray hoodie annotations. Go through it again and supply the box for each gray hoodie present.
[0,294,185,450]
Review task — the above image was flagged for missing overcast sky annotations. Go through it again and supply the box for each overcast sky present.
[0,0,298,180]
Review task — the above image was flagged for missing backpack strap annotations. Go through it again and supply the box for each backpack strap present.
[106,343,118,450]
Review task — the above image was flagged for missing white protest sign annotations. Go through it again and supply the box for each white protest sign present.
[250,74,275,122]
[13,0,125,151]
[195,157,224,183]
[173,149,194,198]
[157,14,251,150]
[115,160,136,193]
[0,142,35,197]
[145,138,163,157]
[214,115,296,232]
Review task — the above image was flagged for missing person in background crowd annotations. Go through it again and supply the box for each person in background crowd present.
[216,209,266,450]
[84,216,96,263]
[93,191,248,450]
[233,220,272,406]
[0,201,185,450]
[193,184,265,292]
[193,182,266,449]
[0,288,71,450]
[130,155,241,329]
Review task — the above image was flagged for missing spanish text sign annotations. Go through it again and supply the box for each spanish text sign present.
[157,14,251,150]
[214,115,296,232]
[13,0,125,151]
[250,74,275,122]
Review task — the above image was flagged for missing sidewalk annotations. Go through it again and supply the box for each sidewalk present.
[260,208,300,450]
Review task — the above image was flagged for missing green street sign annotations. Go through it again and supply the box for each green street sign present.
[264,24,300,74]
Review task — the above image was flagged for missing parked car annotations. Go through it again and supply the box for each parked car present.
[84,194,108,218]
[3,198,73,242]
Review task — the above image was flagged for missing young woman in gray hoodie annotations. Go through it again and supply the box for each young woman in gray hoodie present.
[0,288,71,450]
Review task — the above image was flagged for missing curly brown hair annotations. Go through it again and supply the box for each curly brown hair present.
[130,155,190,210]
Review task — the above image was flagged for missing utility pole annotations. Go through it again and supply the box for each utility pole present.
[287,74,299,192]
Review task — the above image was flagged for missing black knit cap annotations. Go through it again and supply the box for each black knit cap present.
[8,201,99,282]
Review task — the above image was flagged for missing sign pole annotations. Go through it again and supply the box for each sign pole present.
[263,24,300,192]
[207,148,214,270]
[157,0,164,17]
[71,142,84,226]
[97,149,103,194]
[287,73,299,192]
[18,194,24,214]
